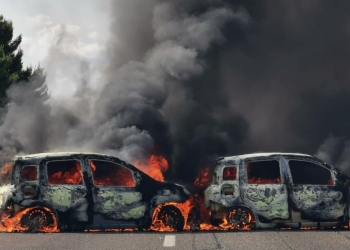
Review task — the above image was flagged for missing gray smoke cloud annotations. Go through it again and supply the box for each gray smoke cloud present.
[2,0,350,181]
[0,0,249,180]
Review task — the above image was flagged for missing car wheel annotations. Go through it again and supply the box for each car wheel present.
[157,205,185,231]
[227,207,256,230]
[21,208,55,233]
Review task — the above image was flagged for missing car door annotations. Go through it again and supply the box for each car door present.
[14,163,40,203]
[87,158,146,220]
[287,158,346,221]
[40,158,89,222]
[242,157,289,221]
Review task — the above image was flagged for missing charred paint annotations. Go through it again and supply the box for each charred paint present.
[290,185,345,221]
[204,164,240,209]
[205,153,350,229]
[0,152,190,231]
[93,190,145,219]
[243,184,289,220]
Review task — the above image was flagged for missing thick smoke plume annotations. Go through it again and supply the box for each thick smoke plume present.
[2,0,350,182]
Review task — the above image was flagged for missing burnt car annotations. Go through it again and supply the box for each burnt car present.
[204,152,350,229]
[0,152,190,232]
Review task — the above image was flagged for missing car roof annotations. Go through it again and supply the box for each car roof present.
[13,151,144,174]
[220,152,313,162]
[12,152,164,183]
[13,152,110,160]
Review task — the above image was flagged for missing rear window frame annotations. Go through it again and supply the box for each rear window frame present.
[21,165,38,182]
[222,166,238,181]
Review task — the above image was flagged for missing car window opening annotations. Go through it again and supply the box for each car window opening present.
[247,161,281,184]
[289,160,333,185]
[47,160,83,185]
[22,166,37,181]
[90,160,135,187]
[223,166,237,180]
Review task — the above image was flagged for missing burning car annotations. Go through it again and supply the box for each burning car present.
[0,152,190,232]
[204,152,350,230]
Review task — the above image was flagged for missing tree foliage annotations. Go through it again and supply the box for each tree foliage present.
[0,15,46,105]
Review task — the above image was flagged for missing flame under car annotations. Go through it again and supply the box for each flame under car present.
[204,153,350,229]
[0,153,190,232]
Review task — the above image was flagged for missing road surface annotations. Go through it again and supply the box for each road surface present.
[2,230,350,250]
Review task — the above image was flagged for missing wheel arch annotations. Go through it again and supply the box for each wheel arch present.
[19,205,60,231]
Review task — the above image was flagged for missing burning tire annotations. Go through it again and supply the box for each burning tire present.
[20,208,55,233]
[156,205,185,231]
[227,207,256,230]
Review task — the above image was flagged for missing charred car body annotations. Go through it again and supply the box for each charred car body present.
[0,153,190,232]
[204,153,350,229]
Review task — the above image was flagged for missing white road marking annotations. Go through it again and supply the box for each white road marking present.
[163,235,176,247]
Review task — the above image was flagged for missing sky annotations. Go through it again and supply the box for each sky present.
[0,0,110,99]
[0,0,109,66]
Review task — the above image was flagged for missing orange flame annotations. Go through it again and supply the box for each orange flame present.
[150,198,194,232]
[90,161,135,187]
[248,177,281,184]
[48,161,82,185]
[0,160,343,233]
[0,207,59,233]
[1,163,13,184]
[194,167,211,189]
[134,155,169,182]
[147,167,215,232]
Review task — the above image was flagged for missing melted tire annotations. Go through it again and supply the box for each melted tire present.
[20,208,55,233]
[157,205,185,231]
[228,207,256,230]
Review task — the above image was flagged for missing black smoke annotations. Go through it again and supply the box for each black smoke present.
[214,1,350,174]
[2,1,350,181]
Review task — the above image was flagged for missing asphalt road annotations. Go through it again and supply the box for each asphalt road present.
[2,230,350,250]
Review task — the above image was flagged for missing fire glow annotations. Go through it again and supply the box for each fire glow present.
[48,161,83,185]
[0,207,59,233]
[194,167,211,188]
[90,161,135,187]
[0,159,253,233]
[1,163,12,184]
[134,155,169,182]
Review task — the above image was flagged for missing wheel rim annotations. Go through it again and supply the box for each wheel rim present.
[156,206,184,231]
[228,207,255,230]
[23,209,53,232]
[159,210,177,227]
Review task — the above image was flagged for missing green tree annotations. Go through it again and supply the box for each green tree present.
[0,15,39,104]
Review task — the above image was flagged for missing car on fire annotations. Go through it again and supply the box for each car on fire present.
[204,152,350,229]
[0,152,190,232]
